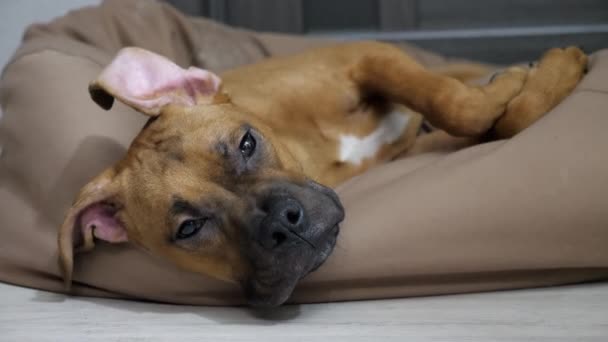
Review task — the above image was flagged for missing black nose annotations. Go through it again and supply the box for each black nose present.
[278,199,304,227]
[258,198,307,249]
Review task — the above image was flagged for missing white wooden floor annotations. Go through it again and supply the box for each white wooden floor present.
[1,282,607,342]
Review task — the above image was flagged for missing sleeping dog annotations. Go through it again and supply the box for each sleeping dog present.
[59,42,587,306]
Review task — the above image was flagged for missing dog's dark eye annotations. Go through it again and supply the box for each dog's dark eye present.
[239,131,256,159]
[176,218,206,240]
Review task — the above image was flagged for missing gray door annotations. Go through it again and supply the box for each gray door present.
[167,0,608,64]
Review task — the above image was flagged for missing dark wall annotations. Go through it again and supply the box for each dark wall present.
[167,0,608,64]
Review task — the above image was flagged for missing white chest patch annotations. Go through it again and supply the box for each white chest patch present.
[338,110,410,165]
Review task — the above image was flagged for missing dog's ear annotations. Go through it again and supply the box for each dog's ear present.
[58,167,128,289]
[89,47,222,116]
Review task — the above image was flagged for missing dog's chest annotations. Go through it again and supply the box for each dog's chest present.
[336,107,412,165]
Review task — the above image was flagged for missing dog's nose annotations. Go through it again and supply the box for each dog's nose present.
[258,198,307,249]
[277,199,304,228]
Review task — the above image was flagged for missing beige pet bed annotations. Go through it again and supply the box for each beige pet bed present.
[1,0,607,305]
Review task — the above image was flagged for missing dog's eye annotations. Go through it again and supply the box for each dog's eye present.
[239,131,257,159]
[176,218,206,240]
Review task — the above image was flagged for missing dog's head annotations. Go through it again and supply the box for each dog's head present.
[59,48,344,306]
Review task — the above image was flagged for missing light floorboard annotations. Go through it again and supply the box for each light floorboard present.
[1,282,607,341]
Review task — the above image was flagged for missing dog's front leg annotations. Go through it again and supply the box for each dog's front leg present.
[350,44,528,137]
[492,47,588,138]
[350,43,587,139]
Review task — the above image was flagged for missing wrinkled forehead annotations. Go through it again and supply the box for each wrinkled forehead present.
[121,103,272,202]
[148,103,255,143]
[131,104,262,163]
[127,104,240,170]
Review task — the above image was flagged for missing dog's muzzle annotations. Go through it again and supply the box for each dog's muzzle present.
[242,180,344,307]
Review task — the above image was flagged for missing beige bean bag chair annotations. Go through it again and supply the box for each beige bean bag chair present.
[1,0,607,305]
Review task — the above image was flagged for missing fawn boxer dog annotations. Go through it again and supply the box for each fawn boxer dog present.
[58,41,587,306]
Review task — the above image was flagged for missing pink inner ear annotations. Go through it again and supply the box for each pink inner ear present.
[97,47,221,114]
[79,204,127,243]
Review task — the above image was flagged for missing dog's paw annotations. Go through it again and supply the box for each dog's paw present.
[493,46,588,138]
[488,65,528,85]
[542,46,588,77]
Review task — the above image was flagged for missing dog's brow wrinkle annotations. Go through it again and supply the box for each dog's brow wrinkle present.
[148,135,185,162]
[216,142,229,157]
[170,197,203,217]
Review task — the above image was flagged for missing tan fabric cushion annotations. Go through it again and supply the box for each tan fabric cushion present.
[1,0,607,305]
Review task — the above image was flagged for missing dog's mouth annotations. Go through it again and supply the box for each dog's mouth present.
[240,180,343,307]
[243,224,340,307]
